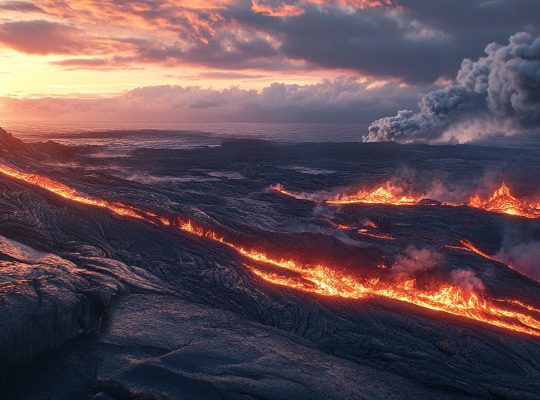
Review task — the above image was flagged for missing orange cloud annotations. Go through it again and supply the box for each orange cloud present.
[0,78,419,123]
[0,20,89,54]
[32,0,229,46]
[252,1,305,17]
[2,1,395,59]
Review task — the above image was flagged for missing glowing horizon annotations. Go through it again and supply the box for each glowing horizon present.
[1,1,538,125]
[0,1,389,99]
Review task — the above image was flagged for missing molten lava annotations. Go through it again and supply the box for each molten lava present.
[356,230,395,240]
[271,181,540,219]
[448,240,498,261]
[322,218,356,230]
[446,239,537,283]
[245,258,540,336]
[269,182,423,206]
[268,183,305,199]
[0,164,149,220]
[326,185,419,206]
[2,163,540,337]
[468,182,540,219]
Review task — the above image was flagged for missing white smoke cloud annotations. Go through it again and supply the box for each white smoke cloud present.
[495,241,540,282]
[361,218,377,228]
[450,269,484,292]
[365,32,540,143]
[393,246,443,276]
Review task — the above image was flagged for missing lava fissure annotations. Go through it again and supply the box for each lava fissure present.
[356,230,395,240]
[447,239,536,282]
[270,182,540,219]
[467,181,540,219]
[1,163,540,336]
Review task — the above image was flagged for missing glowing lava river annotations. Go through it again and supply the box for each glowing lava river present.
[269,181,540,218]
[1,162,540,337]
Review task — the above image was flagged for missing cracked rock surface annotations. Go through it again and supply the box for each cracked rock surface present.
[0,128,539,399]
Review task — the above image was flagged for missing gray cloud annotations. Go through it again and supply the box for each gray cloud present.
[0,20,86,54]
[7,1,539,84]
[0,1,43,12]
[365,32,540,143]
[49,56,138,71]
[228,0,540,83]
[0,78,421,124]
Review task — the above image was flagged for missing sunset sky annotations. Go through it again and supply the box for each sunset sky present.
[0,0,538,124]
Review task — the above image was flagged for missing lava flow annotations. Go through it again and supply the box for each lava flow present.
[356,229,395,240]
[326,186,419,206]
[268,183,307,199]
[322,218,356,230]
[446,239,536,282]
[446,240,498,262]
[2,163,540,337]
[270,182,540,218]
[269,182,423,206]
[0,164,151,220]
[468,182,540,219]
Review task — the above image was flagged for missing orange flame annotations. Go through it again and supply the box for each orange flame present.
[1,163,540,336]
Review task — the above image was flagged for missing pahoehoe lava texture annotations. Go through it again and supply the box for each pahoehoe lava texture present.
[0,128,539,399]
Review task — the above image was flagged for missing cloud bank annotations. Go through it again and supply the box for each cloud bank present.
[0,78,420,124]
[365,32,540,143]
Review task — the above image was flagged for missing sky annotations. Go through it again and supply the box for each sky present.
[0,0,539,127]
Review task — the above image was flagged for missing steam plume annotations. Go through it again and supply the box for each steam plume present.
[450,270,484,292]
[495,241,540,282]
[393,246,443,276]
[365,32,540,143]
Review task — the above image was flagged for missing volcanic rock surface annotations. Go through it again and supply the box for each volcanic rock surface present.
[0,128,539,399]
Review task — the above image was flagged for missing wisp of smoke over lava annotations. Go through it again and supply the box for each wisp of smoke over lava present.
[364,31,540,143]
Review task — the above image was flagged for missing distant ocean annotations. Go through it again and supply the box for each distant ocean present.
[3,121,539,151]
[2,121,366,150]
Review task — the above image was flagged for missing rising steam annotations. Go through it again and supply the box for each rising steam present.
[364,32,540,143]
[495,241,540,282]
[392,246,443,276]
